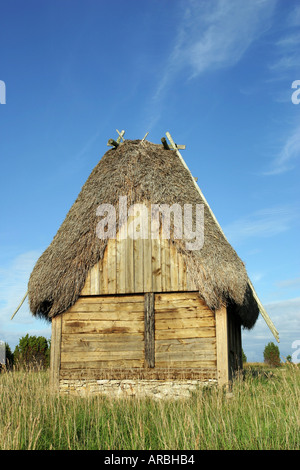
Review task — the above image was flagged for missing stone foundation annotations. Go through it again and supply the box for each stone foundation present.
[59,378,217,399]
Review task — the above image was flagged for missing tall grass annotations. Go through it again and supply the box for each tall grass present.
[0,365,299,450]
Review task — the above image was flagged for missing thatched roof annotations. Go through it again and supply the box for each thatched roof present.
[28,139,259,328]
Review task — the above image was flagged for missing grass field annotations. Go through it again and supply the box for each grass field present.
[0,364,299,450]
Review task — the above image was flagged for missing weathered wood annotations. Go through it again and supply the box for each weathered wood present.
[155,308,214,320]
[154,291,216,369]
[61,333,144,344]
[161,137,170,150]
[61,359,144,369]
[61,338,144,353]
[151,237,162,292]
[215,306,229,387]
[50,315,62,391]
[156,337,216,352]
[10,291,28,320]
[116,129,125,143]
[60,295,145,372]
[64,310,144,321]
[155,360,216,369]
[107,138,119,148]
[155,327,215,341]
[62,320,144,335]
[125,236,134,293]
[133,238,144,292]
[117,237,126,294]
[155,292,204,301]
[76,295,143,304]
[60,367,217,381]
[144,292,155,368]
[155,317,215,329]
[61,350,144,362]
[81,228,198,296]
[155,351,217,361]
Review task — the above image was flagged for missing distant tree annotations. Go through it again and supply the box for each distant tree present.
[14,334,50,369]
[5,343,14,368]
[242,349,247,364]
[286,355,292,363]
[263,342,281,367]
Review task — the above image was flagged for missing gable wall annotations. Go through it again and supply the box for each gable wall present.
[81,232,197,296]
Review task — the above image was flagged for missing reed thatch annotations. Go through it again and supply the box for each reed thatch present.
[28,139,259,328]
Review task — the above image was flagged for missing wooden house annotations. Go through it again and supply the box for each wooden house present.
[28,133,279,396]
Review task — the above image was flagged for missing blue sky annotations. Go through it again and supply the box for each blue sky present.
[0,0,299,362]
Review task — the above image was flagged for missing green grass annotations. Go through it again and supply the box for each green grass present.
[0,365,299,450]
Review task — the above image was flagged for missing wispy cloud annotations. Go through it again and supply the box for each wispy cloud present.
[223,205,297,245]
[155,0,276,97]
[0,251,51,350]
[264,124,300,175]
[146,0,277,129]
[242,297,300,362]
[287,4,300,27]
[276,277,300,290]
[268,5,300,78]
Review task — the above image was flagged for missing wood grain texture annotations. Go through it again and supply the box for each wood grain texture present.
[50,315,62,391]
[154,292,217,369]
[144,292,155,368]
[215,306,229,387]
[81,228,195,295]
[60,295,144,371]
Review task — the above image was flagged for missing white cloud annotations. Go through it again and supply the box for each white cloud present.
[155,0,276,97]
[264,124,300,175]
[0,250,51,351]
[243,297,300,362]
[276,277,300,290]
[223,205,297,245]
[287,4,300,27]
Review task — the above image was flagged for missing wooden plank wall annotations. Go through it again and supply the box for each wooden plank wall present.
[81,236,197,296]
[56,292,217,382]
[60,295,145,372]
[154,293,216,371]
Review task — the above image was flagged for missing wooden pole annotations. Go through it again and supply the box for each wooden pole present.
[11,291,28,320]
[161,137,170,150]
[116,129,125,143]
[107,138,119,148]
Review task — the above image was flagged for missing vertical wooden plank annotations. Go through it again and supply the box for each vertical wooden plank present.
[170,241,179,291]
[161,238,171,291]
[215,306,229,387]
[134,238,144,292]
[126,236,134,293]
[164,238,171,291]
[80,270,91,295]
[151,236,162,292]
[117,237,126,294]
[177,252,186,291]
[144,246,152,291]
[50,314,62,392]
[144,293,155,368]
[101,248,109,294]
[107,239,117,294]
[143,212,152,292]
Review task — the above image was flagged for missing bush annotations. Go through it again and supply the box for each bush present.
[13,335,50,369]
[5,343,14,368]
[263,342,281,367]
